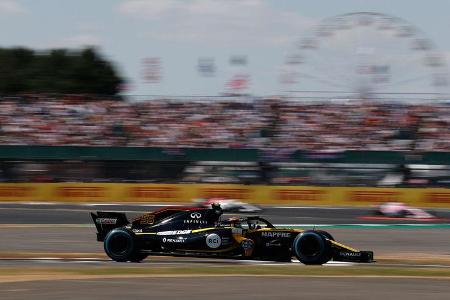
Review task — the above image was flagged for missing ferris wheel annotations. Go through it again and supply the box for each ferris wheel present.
[280,12,449,100]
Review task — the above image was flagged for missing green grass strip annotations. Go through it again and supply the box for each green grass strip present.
[1,265,450,278]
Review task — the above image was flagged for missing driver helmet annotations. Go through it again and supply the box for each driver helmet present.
[211,202,223,215]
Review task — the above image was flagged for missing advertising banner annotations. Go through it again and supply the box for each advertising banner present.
[0,183,448,207]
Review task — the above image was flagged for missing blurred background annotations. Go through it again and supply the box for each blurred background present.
[0,1,449,191]
[1,2,450,299]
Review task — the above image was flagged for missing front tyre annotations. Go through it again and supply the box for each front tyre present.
[315,230,334,241]
[292,231,332,265]
[104,228,137,262]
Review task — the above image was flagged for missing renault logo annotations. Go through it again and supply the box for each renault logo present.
[190,212,202,219]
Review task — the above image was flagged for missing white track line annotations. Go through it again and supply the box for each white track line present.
[0,257,355,266]
[8,257,450,268]
[325,261,355,266]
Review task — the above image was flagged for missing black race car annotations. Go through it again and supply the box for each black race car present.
[91,204,373,265]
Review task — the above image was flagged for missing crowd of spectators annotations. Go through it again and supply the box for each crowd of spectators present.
[0,96,449,151]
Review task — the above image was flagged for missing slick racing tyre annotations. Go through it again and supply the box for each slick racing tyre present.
[315,230,334,241]
[292,231,332,265]
[129,252,148,263]
[104,228,139,262]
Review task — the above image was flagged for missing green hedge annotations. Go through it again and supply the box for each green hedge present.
[0,146,258,162]
[0,146,447,164]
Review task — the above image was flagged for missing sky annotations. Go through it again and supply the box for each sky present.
[0,0,450,99]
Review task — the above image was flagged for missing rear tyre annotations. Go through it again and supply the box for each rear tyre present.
[104,228,137,262]
[292,231,332,265]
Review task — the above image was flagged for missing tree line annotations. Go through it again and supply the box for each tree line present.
[0,47,124,95]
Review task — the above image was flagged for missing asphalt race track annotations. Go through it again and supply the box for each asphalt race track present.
[1,225,450,257]
[2,276,450,300]
[1,202,450,224]
[0,202,449,299]
[0,202,449,257]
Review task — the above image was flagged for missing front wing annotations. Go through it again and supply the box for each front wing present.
[329,240,374,263]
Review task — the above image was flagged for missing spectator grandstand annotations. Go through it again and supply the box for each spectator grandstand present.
[0,96,449,151]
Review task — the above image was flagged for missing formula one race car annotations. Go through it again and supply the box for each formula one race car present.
[193,198,262,213]
[375,202,436,219]
[91,204,373,265]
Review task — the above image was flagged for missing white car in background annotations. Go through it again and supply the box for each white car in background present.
[193,198,262,213]
[375,202,436,219]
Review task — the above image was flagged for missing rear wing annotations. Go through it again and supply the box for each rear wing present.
[90,211,130,241]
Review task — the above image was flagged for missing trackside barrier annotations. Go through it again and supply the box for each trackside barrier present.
[0,183,449,207]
